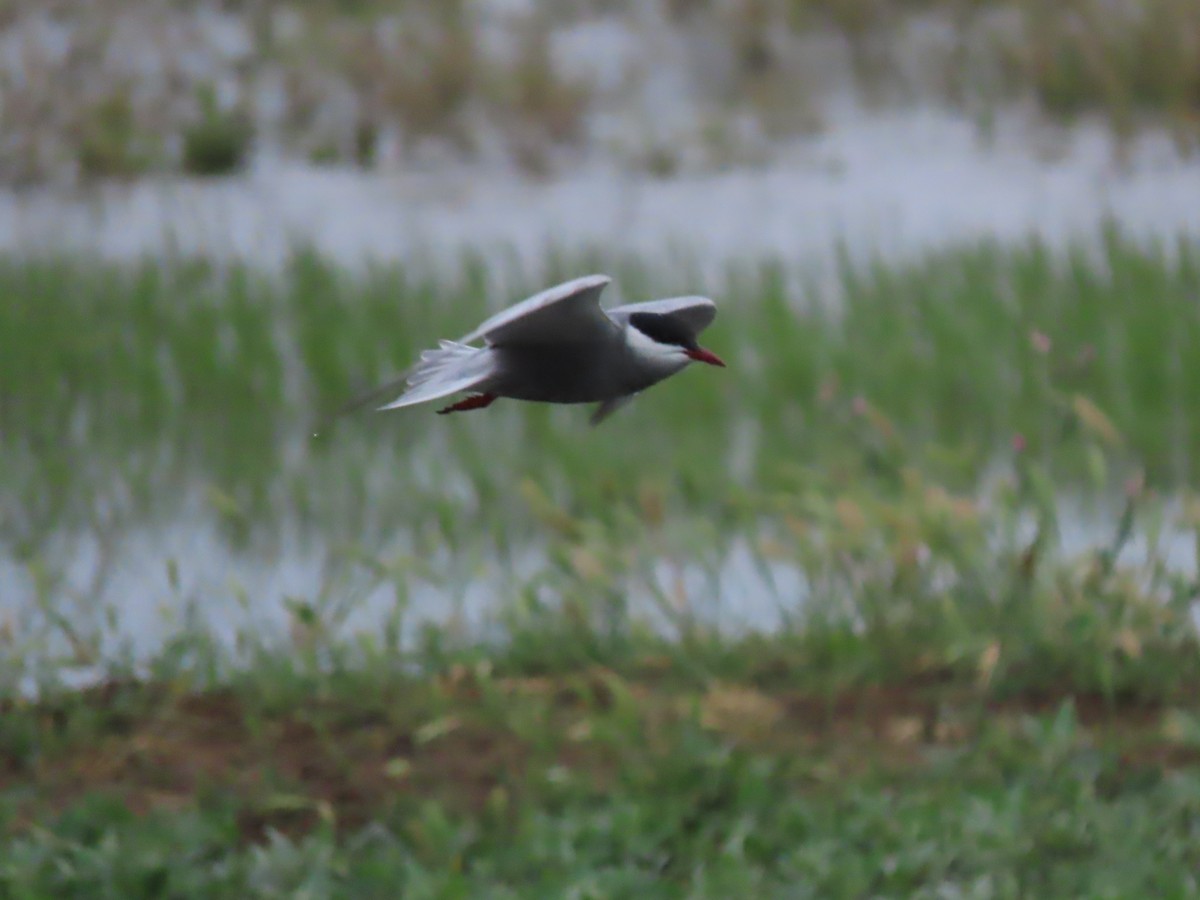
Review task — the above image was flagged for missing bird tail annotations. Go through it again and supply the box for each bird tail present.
[376,341,495,411]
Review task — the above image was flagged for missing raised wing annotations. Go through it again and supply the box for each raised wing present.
[606,295,717,337]
[461,274,618,346]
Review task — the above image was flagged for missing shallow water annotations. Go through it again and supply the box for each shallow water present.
[3,101,1199,683]
[4,466,1196,694]
[1,102,1196,281]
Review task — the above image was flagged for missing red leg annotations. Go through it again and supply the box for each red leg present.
[437,393,498,415]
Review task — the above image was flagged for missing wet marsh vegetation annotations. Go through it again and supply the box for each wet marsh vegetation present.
[2,0,1199,185]
[4,669,1200,895]
[3,230,1200,893]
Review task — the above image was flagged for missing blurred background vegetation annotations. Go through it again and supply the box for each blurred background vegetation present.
[1,1,1200,895]
[0,0,1197,184]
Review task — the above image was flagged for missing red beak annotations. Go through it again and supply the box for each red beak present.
[686,346,726,367]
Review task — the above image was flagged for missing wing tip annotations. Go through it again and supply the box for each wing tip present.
[672,296,718,319]
[578,273,613,288]
[542,273,612,301]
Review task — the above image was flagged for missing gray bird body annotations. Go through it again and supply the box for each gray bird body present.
[374,274,724,425]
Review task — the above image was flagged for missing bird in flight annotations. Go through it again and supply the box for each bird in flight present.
[323,274,724,429]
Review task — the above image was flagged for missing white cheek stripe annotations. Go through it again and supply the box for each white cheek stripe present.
[625,323,689,362]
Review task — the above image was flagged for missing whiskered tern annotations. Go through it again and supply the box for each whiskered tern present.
[326,274,725,429]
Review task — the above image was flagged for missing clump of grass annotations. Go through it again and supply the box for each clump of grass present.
[785,0,911,88]
[999,0,1200,148]
[75,88,160,180]
[181,85,254,177]
[678,0,1200,150]
[337,5,593,169]
[635,142,685,178]
[320,1,484,159]
[353,116,379,167]
[497,23,590,175]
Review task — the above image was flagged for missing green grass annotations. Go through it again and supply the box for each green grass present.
[3,448,1200,893]
[1,229,1197,540]
[2,232,1198,671]
[4,234,1200,893]
[3,642,1200,896]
